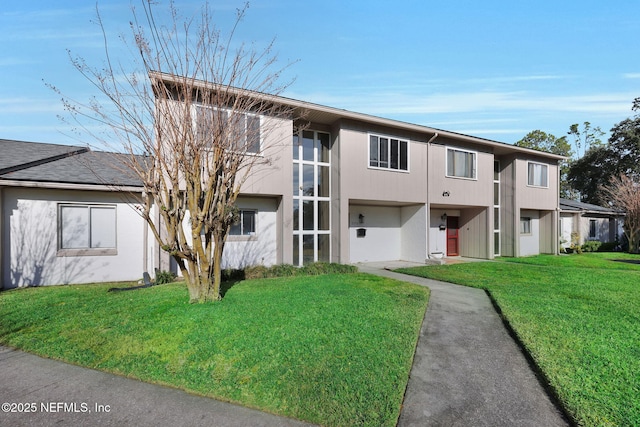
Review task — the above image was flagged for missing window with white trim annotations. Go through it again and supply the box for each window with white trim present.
[196,105,261,154]
[527,161,548,187]
[369,134,408,171]
[446,148,477,179]
[230,210,256,236]
[520,217,532,235]
[59,204,116,250]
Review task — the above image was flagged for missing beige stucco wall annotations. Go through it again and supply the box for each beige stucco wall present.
[2,187,146,289]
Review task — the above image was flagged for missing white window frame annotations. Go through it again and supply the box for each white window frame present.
[293,130,332,265]
[520,217,532,235]
[368,133,409,172]
[527,161,549,188]
[446,147,477,180]
[195,104,262,155]
[229,209,257,239]
[57,204,117,256]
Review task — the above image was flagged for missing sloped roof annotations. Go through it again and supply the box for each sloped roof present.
[560,198,624,216]
[150,71,567,161]
[0,139,143,188]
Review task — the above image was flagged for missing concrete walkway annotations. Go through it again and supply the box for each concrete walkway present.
[0,346,313,427]
[358,261,570,427]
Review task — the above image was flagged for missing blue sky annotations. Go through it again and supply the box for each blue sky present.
[1,0,638,150]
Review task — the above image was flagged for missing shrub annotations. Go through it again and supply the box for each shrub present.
[269,264,300,277]
[155,270,176,285]
[582,241,602,253]
[222,268,245,281]
[241,262,357,280]
[597,242,618,252]
[244,265,269,280]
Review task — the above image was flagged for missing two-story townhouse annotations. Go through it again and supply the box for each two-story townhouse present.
[153,72,564,271]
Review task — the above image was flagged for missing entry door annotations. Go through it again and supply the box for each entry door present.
[447,216,459,256]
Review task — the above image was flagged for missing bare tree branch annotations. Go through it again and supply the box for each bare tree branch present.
[56,0,299,302]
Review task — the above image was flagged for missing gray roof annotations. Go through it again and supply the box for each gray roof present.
[559,198,624,216]
[0,139,143,188]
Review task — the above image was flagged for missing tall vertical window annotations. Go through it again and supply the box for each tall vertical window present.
[196,105,261,154]
[527,162,548,187]
[447,148,477,179]
[520,217,532,235]
[293,130,331,265]
[493,160,501,256]
[59,204,116,251]
[369,134,408,171]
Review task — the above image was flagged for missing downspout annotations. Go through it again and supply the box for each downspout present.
[142,192,149,274]
[425,133,438,260]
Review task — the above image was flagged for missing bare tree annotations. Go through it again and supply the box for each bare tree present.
[601,174,640,254]
[53,1,296,302]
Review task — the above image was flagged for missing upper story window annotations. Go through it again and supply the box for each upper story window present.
[369,134,408,171]
[196,105,261,154]
[446,148,477,179]
[527,161,548,187]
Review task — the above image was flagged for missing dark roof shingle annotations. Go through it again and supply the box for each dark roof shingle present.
[0,139,143,188]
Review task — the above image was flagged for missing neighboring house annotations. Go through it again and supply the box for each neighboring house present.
[0,139,154,290]
[153,72,565,267]
[559,198,625,250]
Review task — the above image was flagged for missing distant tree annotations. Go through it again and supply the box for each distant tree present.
[515,130,574,198]
[568,104,640,205]
[567,145,617,204]
[52,2,296,302]
[600,174,640,253]
[568,121,604,158]
[515,130,572,156]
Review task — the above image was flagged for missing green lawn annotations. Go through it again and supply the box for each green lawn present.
[396,253,640,427]
[0,273,428,427]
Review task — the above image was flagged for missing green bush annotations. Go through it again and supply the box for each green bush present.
[242,262,357,279]
[155,270,176,285]
[581,240,602,252]
[597,242,618,252]
[244,265,269,279]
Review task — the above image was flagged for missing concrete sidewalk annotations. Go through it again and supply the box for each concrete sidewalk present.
[0,346,314,427]
[358,262,570,427]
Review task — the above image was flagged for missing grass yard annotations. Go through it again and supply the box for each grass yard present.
[0,273,428,427]
[397,253,640,427]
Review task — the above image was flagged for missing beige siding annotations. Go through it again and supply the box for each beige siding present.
[428,142,493,208]
[539,211,555,254]
[338,124,429,204]
[459,207,490,259]
[515,157,559,210]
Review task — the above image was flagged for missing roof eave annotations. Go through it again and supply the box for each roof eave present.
[149,71,567,162]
